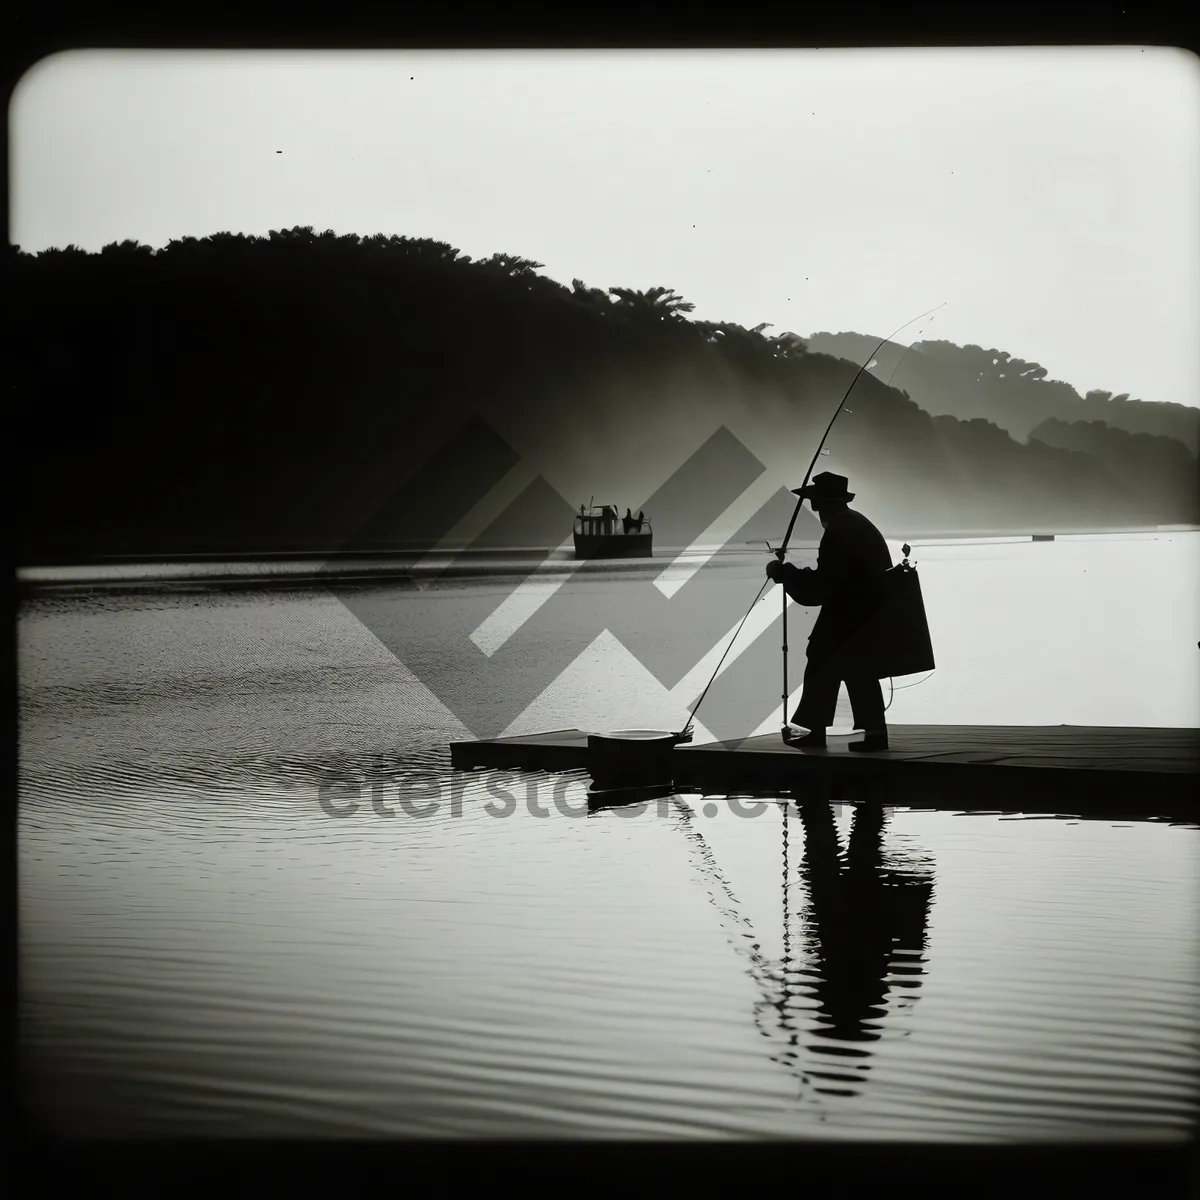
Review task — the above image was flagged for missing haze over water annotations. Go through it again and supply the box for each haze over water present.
[18,532,1200,1140]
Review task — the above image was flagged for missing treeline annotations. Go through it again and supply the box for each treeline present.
[1029,418,1199,521]
[805,330,1200,452]
[9,228,1198,560]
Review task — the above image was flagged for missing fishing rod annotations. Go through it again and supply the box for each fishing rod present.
[678,302,945,743]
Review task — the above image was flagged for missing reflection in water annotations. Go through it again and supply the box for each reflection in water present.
[19,554,1199,1140]
[668,799,817,1099]
[669,796,935,1104]
[795,801,935,1096]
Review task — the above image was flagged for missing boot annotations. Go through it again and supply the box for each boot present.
[848,729,888,752]
[783,725,826,750]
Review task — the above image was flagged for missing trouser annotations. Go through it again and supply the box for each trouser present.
[791,654,886,732]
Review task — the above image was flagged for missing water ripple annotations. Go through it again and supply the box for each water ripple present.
[18,564,1200,1140]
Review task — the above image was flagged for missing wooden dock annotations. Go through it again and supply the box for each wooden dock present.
[449,725,1200,820]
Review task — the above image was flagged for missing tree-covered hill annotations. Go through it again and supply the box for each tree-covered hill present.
[9,228,1197,560]
[1028,418,1199,524]
[805,330,1200,452]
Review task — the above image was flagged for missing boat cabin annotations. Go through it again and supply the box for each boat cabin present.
[573,503,653,559]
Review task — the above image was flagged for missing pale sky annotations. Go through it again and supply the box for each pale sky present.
[10,46,1200,409]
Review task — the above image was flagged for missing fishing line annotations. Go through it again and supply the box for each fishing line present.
[679,575,771,739]
[668,795,814,1090]
[891,672,935,691]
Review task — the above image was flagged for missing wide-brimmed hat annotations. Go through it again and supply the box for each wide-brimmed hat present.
[791,471,855,502]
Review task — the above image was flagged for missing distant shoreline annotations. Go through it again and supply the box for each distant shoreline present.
[17,525,1197,568]
[15,527,1197,594]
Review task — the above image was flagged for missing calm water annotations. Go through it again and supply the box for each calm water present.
[18,533,1200,1140]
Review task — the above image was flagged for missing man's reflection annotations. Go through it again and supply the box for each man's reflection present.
[792,799,935,1096]
[667,795,935,1102]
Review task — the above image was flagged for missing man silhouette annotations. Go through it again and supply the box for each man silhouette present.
[765,472,892,751]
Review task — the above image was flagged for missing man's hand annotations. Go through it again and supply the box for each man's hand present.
[765,558,783,582]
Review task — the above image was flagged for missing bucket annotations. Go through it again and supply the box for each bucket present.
[587,729,679,794]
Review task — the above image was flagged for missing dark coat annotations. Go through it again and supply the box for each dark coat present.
[778,507,894,676]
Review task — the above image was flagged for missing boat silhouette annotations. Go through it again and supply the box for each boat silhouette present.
[573,502,653,560]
